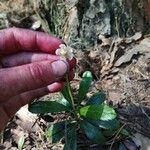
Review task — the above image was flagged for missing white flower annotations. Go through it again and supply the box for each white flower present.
[55,44,74,60]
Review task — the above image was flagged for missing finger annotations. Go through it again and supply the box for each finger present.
[3,82,64,115]
[0,60,68,101]
[1,52,60,67]
[1,52,76,70]
[47,82,64,93]
[0,27,63,55]
[0,82,64,131]
[0,107,9,131]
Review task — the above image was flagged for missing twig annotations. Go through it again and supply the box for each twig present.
[108,38,115,53]
[109,124,126,150]
[140,106,150,120]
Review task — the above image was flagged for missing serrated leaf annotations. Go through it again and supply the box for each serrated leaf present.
[61,84,72,105]
[46,122,65,143]
[86,92,106,105]
[29,98,71,114]
[85,118,120,130]
[18,136,25,150]
[80,120,106,144]
[79,104,117,121]
[78,71,92,104]
[64,122,77,150]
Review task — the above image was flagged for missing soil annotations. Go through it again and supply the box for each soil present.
[0,1,150,150]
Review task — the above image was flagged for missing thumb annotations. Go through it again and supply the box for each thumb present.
[0,60,68,101]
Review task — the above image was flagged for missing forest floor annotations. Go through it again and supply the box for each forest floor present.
[0,0,150,150]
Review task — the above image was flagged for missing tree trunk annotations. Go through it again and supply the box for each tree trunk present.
[63,0,150,49]
[0,0,149,49]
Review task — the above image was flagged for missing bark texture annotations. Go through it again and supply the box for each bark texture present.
[0,0,149,49]
[64,0,150,49]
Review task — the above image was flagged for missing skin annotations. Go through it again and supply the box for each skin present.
[0,28,76,131]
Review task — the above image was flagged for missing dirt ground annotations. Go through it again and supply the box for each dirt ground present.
[0,0,150,150]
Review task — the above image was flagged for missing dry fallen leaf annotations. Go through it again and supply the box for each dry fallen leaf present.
[125,32,142,44]
[98,34,112,46]
[140,38,150,48]
[114,37,150,67]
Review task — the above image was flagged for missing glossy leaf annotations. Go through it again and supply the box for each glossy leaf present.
[86,118,120,130]
[64,122,77,150]
[80,120,106,144]
[46,122,65,143]
[78,71,92,104]
[29,98,71,114]
[61,83,72,105]
[102,129,117,137]
[86,92,106,105]
[79,104,117,121]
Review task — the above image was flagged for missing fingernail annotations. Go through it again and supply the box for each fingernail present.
[52,60,68,78]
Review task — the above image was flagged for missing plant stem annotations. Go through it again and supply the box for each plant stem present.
[66,76,79,121]
[64,121,68,147]
[66,75,75,110]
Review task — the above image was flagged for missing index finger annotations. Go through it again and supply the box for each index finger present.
[0,28,64,55]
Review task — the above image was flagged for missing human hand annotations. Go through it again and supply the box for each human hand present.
[0,28,76,131]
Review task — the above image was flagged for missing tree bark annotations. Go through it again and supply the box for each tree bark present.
[0,0,149,50]
[64,0,150,49]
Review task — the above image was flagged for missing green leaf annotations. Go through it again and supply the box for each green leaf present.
[46,122,65,143]
[79,104,117,121]
[85,118,120,130]
[86,92,106,105]
[102,129,117,137]
[18,136,25,150]
[58,97,71,107]
[64,122,77,150]
[78,71,92,104]
[61,83,72,105]
[80,120,106,144]
[120,129,130,137]
[29,98,71,114]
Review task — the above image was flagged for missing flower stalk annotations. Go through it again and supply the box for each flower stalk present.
[66,75,75,110]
